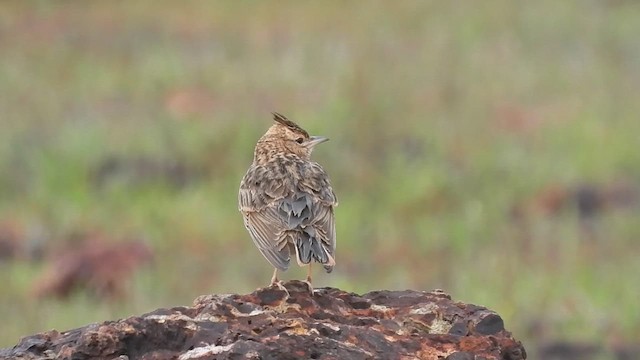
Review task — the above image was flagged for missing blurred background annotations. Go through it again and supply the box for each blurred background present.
[1,1,639,358]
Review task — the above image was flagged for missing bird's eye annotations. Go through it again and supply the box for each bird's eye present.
[295,137,304,144]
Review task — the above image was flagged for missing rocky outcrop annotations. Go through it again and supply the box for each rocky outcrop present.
[1,281,526,360]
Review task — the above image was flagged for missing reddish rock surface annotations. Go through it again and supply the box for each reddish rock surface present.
[1,281,526,360]
[31,237,153,300]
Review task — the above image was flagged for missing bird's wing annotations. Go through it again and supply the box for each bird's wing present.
[297,163,338,265]
[239,165,291,270]
[242,207,291,271]
[314,200,336,252]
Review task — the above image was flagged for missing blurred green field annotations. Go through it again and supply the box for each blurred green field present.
[1,1,640,357]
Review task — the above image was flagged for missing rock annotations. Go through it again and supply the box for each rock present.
[1,281,526,360]
[31,236,153,300]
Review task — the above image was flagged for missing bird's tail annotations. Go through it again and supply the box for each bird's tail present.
[294,232,335,273]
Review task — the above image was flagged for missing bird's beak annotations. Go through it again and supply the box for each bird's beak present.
[306,136,329,148]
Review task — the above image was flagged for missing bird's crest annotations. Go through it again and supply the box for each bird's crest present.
[272,112,309,137]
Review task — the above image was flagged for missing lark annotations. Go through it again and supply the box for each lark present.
[239,112,337,292]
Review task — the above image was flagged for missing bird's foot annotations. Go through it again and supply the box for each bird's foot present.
[270,280,290,297]
[304,277,314,296]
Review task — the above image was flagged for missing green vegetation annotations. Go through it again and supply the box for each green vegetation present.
[1,1,639,355]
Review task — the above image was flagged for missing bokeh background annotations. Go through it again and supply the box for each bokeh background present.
[1,1,639,358]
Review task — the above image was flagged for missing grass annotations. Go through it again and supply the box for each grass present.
[1,1,640,356]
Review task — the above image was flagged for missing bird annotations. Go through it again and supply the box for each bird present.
[239,112,337,293]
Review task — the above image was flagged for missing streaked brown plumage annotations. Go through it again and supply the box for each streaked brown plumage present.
[239,112,337,291]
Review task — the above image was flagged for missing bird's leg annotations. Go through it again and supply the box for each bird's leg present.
[304,264,314,295]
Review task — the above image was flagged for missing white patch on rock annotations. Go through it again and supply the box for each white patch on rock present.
[409,303,439,315]
[178,344,234,359]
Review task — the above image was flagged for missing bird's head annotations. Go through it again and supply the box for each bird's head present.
[257,112,329,160]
